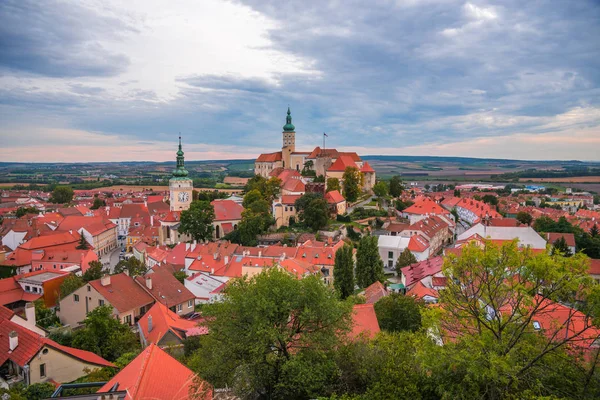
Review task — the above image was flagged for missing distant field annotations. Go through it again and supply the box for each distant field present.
[227,162,254,171]
[519,176,600,183]
[97,185,241,193]
[0,182,47,188]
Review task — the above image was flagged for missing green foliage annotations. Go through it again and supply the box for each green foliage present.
[59,274,84,298]
[389,176,403,198]
[516,211,533,226]
[395,247,417,275]
[482,194,498,205]
[90,197,106,210]
[342,167,362,203]
[349,207,387,220]
[34,298,60,328]
[82,260,106,282]
[15,206,38,218]
[453,189,461,197]
[302,160,316,177]
[173,270,187,284]
[76,234,89,249]
[551,236,572,256]
[245,175,282,203]
[231,191,275,246]
[191,268,352,399]
[394,199,414,212]
[0,382,56,400]
[242,189,263,208]
[591,224,599,237]
[533,216,600,259]
[333,245,355,299]
[374,293,422,333]
[179,200,215,242]
[594,195,600,205]
[327,177,341,193]
[114,256,147,277]
[50,185,74,203]
[450,207,460,223]
[314,175,326,183]
[372,181,389,198]
[71,305,140,361]
[301,198,329,231]
[355,235,384,288]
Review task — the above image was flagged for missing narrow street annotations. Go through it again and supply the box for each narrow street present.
[100,248,122,273]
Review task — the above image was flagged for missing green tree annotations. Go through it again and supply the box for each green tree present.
[295,192,323,213]
[50,185,74,203]
[242,189,263,208]
[34,299,60,328]
[179,200,215,242]
[372,181,388,198]
[482,194,498,205]
[333,245,355,300]
[551,236,572,256]
[59,275,84,299]
[591,224,599,238]
[15,206,38,218]
[76,234,89,250]
[395,199,414,212]
[342,167,362,203]
[302,160,316,177]
[314,175,326,183]
[82,260,106,282]
[301,198,329,231]
[232,192,274,246]
[245,176,282,203]
[113,257,147,277]
[395,248,417,275]
[355,235,384,288]
[389,176,403,198]
[190,268,352,399]
[90,197,106,210]
[71,305,140,361]
[453,189,461,197]
[327,177,341,193]
[516,211,533,226]
[174,270,187,284]
[374,293,422,333]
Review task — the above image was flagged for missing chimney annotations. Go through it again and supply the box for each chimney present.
[9,331,18,351]
[150,215,154,226]
[146,276,152,290]
[224,256,229,265]
[25,302,36,325]
[213,253,218,260]
[211,268,215,274]
[69,229,73,235]
[258,251,262,258]
[100,274,111,286]
[148,315,153,332]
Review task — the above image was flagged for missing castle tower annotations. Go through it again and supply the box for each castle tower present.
[282,107,296,169]
[169,136,193,212]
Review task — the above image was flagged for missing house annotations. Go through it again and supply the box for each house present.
[135,267,196,316]
[456,224,547,251]
[546,232,576,254]
[398,215,452,256]
[402,198,454,225]
[137,302,207,349]
[325,190,347,215]
[58,273,154,327]
[399,257,445,289]
[363,281,389,304]
[272,195,301,228]
[211,200,243,239]
[442,197,501,225]
[185,273,228,304]
[0,303,45,337]
[588,259,600,283]
[56,216,118,256]
[348,303,381,340]
[407,281,439,303]
[14,270,69,308]
[98,343,213,400]
[0,314,113,388]
[377,235,431,271]
[0,275,41,310]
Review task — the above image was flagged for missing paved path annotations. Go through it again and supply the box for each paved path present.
[100,248,121,273]
[347,196,374,213]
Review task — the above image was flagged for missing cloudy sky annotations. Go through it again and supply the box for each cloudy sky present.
[1,0,599,162]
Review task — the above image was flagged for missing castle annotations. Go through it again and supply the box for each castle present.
[254,108,376,192]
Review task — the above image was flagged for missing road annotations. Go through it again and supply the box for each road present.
[347,196,375,213]
[100,248,122,273]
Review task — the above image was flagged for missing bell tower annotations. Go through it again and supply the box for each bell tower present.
[169,136,193,212]
[282,107,296,169]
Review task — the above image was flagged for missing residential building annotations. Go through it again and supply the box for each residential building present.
[399,257,445,289]
[134,267,196,316]
[185,272,228,304]
[456,224,547,250]
[546,232,576,254]
[137,302,207,349]
[349,304,381,340]
[56,216,118,256]
[325,190,347,215]
[273,195,301,228]
[211,199,243,239]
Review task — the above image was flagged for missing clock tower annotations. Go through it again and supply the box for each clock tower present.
[169,136,193,212]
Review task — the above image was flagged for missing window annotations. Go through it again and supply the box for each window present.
[533,321,541,330]
[74,294,80,302]
[177,304,183,312]
[32,287,38,293]
[25,285,31,292]
[188,300,193,308]
[124,315,132,325]
[87,286,91,292]
[99,299,105,307]
[388,251,394,259]
[40,363,46,378]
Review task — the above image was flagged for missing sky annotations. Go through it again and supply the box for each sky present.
[0,0,599,162]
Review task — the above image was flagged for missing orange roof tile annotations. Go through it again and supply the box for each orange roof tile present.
[256,152,283,163]
[327,155,358,172]
[325,190,345,204]
[138,302,207,346]
[89,273,154,313]
[407,281,439,301]
[349,303,380,340]
[360,161,375,173]
[364,281,388,304]
[211,200,243,221]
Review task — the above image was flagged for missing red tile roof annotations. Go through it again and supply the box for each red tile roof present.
[325,190,345,204]
[327,155,358,172]
[89,273,154,313]
[135,267,195,307]
[407,281,439,301]
[256,152,283,163]
[400,256,444,288]
[589,259,600,275]
[211,200,243,221]
[403,198,448,216]
[0,276,42,305]
[138,302,207,346]
[56,216,116,236]
[363,281,388,304]
[281,195,302,205]
[98,343,213,400]
[281,178,305,193]
[349,303,381,340]
[307,147,339,159]
[18,231,79,250]
[360,161,375,173]
[407,235,430,252]
[546,232,576,247]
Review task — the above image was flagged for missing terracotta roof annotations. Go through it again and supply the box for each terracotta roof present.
[256,152,282,163]
[403,199,448,216]
[546,232,576,247]
[325,190,345,204]
[400,257,444,288]
[431,276,448,287]
[0,276,42,305]
[281,178,305,193]
[211,200,243,221]
[349,303,380,340]
[327,155,358,172]
[280,195,302,205]
[18,231,79,250]
[589,259,600,275]
[56,216,116,236]
[385,222,410,233]
[99,343,213,400]
[307,147,339,159]
[89,273,154,313]
[364,281,388,304]
[135,267,195,307]
[360,161,375,173]
[138,302,207,345]
[278,258,319,278]
[407,281,439,301]
[488,218,519,227]
[407,235,430,252]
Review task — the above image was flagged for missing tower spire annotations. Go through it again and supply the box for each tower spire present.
[172,135,188,178]
[283,107,295,132]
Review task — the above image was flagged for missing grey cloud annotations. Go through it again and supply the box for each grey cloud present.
[178,75,276,93]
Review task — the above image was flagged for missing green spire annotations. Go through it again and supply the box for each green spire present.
[172,136,189,178]
[283,106,295,132]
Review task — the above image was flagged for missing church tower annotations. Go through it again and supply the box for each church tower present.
[282,107,296,169]
[169,136,193,212]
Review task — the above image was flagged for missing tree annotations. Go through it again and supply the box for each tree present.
[50,186,74,204]
[60,275,84,298]
[333,245,355,299]
[76,234,89,250]
[82,260,106,282]
[71,305,140,361]
[327,177,341,193]
[15,206,38,218]
[0,383,56,400]
[245,176,282,203]
[302,198,329,231]
[551,236,572,256]
[174,270,187,284]
[395,248,417,275]
[516,211,533,226]
[482,194,498,206]
[90,197,106,210]
[313,175,326,183]
[355,235,384,288]
[242,189,263,208]
[301,160,316,177]
[113,257,147,277]
[232,191,274,246]
[372,181,388,198]
[426,240,600,399]
[179,200,215,242]
[374,293,422,333]
[395,199,414,212]
[453,189,461,197]
[34,299,60,328]
[389,176,403,198]
[342,167,362,203]
[591,224,599,238]
[190,268,352,399]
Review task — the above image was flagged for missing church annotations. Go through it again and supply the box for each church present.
[254,108,376,192]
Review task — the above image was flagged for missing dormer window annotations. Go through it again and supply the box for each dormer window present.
[532,321,541,330]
